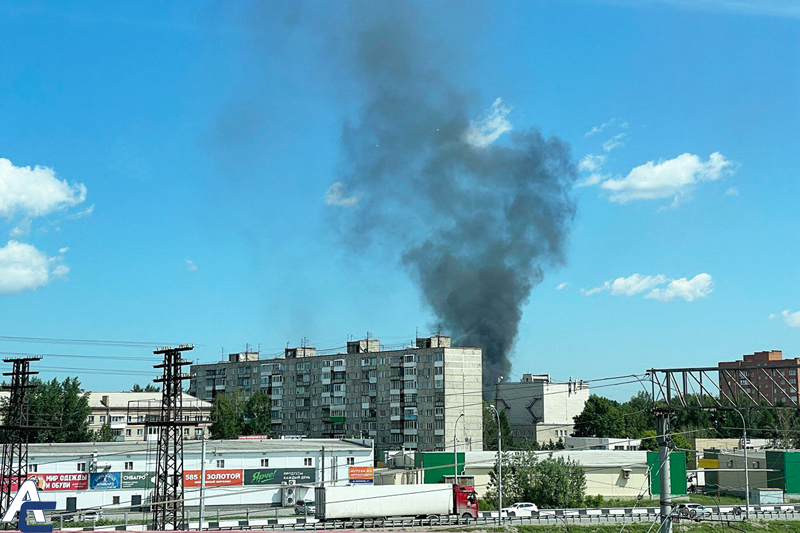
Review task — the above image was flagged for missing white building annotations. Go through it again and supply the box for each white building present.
[87,392,212,441]
[24,438,374,514]
[495,374,589,444]
[565,437,642,451]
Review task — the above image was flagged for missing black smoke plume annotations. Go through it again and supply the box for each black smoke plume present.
[326,4,577,394]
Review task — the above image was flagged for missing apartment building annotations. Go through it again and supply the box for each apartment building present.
[495,373,589,445]
[189,335,483,457]
[87,392,212,441]
[718,350,800,406]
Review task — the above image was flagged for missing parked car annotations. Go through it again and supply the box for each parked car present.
[675,503,712,520]
[503,502,539,517]
[78,509,103,521]
[294,499,316,516]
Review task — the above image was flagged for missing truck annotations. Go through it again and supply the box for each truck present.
[315,483,479,522]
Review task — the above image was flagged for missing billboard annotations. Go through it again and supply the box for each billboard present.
[243,468,316,485]
[184,469,243,488]
[89,472,121,490]
[121,471,154,489]
[348,466,374,484]
[37,473,89,491]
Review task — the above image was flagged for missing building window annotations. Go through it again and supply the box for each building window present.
[125,461,134,471]
[99,416,106,424]
[303,457,312,466]
[216,459,225,468]
[346,457,355,465]
[125,429,132,437]
[113,496,120,505]
[29,464,37,473]
[261,458,269,467]
[87,416,95,424]
[77,462,87,472]
[137,429,143,436]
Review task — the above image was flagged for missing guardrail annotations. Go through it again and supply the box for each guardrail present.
[53,504,800,531]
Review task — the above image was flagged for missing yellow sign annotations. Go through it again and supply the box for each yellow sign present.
[698,458,719,469]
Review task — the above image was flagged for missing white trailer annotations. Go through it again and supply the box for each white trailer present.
[315,484,478,521]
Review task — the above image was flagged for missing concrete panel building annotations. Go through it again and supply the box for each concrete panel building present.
[495,374,589,445]
[189,335,483,458]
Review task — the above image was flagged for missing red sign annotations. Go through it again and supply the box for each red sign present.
[237,435,270,440]
[33,473,89,491]
[184,469,243,488]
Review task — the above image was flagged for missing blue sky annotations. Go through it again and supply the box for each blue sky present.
[0,0,797,399]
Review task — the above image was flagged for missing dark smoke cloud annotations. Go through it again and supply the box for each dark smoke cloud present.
[326,2,577,394]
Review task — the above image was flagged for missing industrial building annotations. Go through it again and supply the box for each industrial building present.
[189,334,483,458]
[495,374,589,445]
[719,350,800,406]
[87,392,212,441]
[23,438,374,513]
[375,449,686,499]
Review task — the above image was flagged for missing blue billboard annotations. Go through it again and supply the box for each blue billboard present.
[89,472,121,490]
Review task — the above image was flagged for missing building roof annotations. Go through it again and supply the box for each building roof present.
[87,391,210,409]
[462,450,648,469]
[28,438,373,458]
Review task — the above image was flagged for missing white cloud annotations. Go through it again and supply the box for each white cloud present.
[600,152,734,204]
[0,158,87,219]
[583,272,713,302]
[556,282,570,290]
[59,247,69,254]
[777,309,800,328]
[646,273,713,302]
[0,240,69,295]
[602,133,627,152]
[324,182,360,207]
[464,98,513,148]
[726,186,740,196]
[66,204,94,219]
[576,173,610,188]
[185,259,198,272]
[578,154,607,172]
[585,118,616,137]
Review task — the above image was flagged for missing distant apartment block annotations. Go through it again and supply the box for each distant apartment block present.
[718,350,800,406]
[495,374,589,445]
[87,392,211,441]
[189,334,483,457]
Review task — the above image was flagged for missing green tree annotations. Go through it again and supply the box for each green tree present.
[573,395,626,437]
[27,377,93,443]
[131,383,160,393]
[94,424,115,442]
[485,451,586,509]
[483,402,515,451]
[242,391,271,436]
[209,393,243,439]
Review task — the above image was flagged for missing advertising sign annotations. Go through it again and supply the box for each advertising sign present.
[184,469,243,488]
[90,472,121,490]
[121,471,154,489]
[243,468,316,485]
[348,466,374,484]
[37,473,89,491]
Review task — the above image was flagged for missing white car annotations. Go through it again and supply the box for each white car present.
[675,503,712,520]
[503,502,539,517]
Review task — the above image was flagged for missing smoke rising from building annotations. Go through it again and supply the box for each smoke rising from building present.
[324,3,578,394]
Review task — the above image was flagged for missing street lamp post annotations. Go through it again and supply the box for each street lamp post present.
[454,413,465,484]
[489,404,503,521]
[732,408,750,520]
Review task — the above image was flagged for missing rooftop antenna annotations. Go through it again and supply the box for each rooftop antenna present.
[220,347,224,361]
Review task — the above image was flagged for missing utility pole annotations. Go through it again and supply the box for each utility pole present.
[488,404,502,521]
[732,409,750,519]
[655,410,672,533]
[150,345,194,531]
[454,413,465,484]
[198,434,206,530]
[0,356,39,528]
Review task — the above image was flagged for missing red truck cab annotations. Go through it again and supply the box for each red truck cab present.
[454,484,479,518]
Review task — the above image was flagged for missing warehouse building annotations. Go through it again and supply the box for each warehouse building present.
[375,449,686,499]
[189,334,483,458]
[22,438,374,514]
[495,374,589,445]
